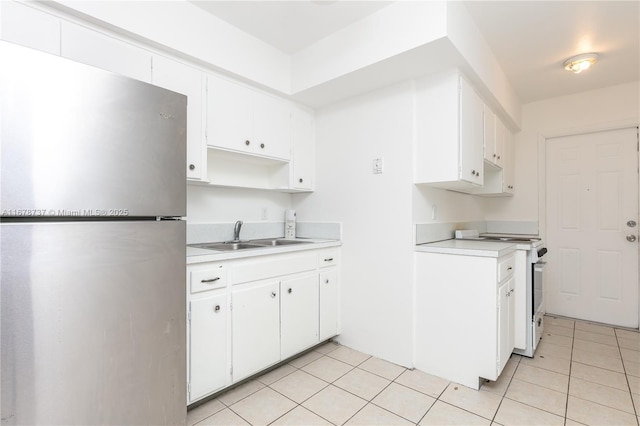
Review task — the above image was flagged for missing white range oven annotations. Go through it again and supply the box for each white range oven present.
[455,231,547,357]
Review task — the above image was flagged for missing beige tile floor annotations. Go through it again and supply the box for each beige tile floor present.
[188,315,640,425]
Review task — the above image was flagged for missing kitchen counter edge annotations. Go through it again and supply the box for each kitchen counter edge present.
[415,239,516,258]
[187,239,342,264]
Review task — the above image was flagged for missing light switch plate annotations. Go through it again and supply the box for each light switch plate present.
[372,158,383,174]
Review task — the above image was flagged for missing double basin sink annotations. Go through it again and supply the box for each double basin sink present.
[189,238,310,252]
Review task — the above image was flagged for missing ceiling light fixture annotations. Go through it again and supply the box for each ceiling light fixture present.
[563,53,599,74]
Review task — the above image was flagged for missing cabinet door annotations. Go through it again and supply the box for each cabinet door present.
[280,273,319,359]
[206,74,252,153]
[483,104,497,165]
[319,269,339,341]
[291,107,315,190]
[503,129,515,194]
[232,280,280,382]
[61,22,151,82]
[497,277,515,375]
[189,293,229,402]
[152,56,205,181]
[1,2,60,55]
[459,78,484,185]
[252,91,291,160]
[495,118,506,169]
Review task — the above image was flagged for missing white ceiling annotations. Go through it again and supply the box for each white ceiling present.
[189,1,639,104]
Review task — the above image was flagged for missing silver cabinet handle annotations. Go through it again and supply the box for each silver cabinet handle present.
[507,267,513,271]
[271,291,277,298]
[626,235,637,242]
[324,258,334,262]
[214,305,221,313]
[201,277,221,283]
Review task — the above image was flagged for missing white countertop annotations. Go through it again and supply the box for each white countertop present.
[415,239,517,258]
[187,239,342,264]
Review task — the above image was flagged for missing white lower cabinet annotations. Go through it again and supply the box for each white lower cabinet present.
[187,246,341,404]
[415,250,515,389]
[319,269,339,341]
[498,276,515,369]
[231,280,281,382]
[189,291,229,402]
[280,273,319,360]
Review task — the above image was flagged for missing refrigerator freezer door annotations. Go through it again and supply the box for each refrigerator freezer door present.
[0,42,186,218]
[1,221,186,425]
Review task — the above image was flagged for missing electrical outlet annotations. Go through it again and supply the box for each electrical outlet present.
[261,207,268,220]
[372,158,383,174]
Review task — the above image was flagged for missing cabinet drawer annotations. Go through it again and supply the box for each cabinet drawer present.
[232,253,317,285]
[318,250,339,268]
[497,255,515,283]
[191,266,228,293]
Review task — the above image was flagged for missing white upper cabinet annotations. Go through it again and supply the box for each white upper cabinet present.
[61,22,152,83]
[206,74,291,161]
[472,115,515,197]
[152,55,206,181]
[290,107,315,191]
[415,72,484,192]
[483,104,506,170]
[1,2,60,55]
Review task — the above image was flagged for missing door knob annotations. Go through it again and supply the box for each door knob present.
[626,235,637,242]
[627,220,637,228]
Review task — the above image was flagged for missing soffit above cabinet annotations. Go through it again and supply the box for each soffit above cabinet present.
[46,0,521,128]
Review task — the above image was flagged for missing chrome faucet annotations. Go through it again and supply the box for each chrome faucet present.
[233,220,243,242]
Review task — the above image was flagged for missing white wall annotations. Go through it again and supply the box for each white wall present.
[187,185,291,224]
[293,79,487,367]
[483,81,640,238]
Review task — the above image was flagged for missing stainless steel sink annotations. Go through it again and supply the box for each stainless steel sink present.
[249,239,310,246]
[189,242,263,251]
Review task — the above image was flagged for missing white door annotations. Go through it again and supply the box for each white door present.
[546,127,639,327]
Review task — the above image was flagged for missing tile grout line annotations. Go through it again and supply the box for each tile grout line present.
[489,354,521,424]
[563,318,576,425]
[615,328,640,422]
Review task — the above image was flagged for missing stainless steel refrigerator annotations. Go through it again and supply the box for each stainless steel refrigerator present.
[1,42,187,425]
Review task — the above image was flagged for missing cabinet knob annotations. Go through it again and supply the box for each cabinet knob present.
[214,305,221,313]
[271,291,277,298]
[299,178,303,183]
[497,156,501,160]
[493,154,497,158]
[245,140,251,146]
[471,170,476,175]
[287,288,292,294]
[325,279,329,284]
[507,267,513,271]
[477,171,480,178]
[189,164,195,170]
[260,143,265,149]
